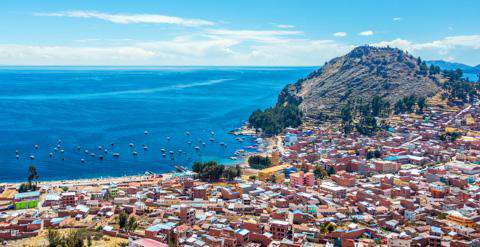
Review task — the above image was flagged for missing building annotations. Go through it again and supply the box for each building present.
[61,192,76,207]
[258,164,290,182]
[289,171,315,187]
[13,191,40,210]
[271,220,292,240]
[180,204,195,225]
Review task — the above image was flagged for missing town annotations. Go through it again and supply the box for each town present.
[1,97,480,247]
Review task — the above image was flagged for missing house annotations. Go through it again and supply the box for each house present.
[129,238,168,247]
[13,191,40,210]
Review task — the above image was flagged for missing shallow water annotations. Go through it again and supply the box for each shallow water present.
[0,66,314,181]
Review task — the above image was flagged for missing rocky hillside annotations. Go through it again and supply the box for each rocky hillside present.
[278,46,443,118]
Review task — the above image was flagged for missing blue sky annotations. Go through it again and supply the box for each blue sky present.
[1,0,479,66]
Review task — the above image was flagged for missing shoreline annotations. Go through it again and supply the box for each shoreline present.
[1,124,265,187]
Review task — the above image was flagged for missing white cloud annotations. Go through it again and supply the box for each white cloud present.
[372,35,480,65]
[35,10,215,27]
[393,17,403,21]
[0,33,351,66]
[373,35,480,51]
[333,32,347,37]
[358,30,374,36]
[205,29,303,43]
[277,24,295,29]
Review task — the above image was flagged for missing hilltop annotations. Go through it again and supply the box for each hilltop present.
[278,46,443,118]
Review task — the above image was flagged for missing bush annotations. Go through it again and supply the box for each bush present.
[248,155,272,169]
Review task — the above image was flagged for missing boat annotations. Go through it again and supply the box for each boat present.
[161,148,166,153]
[60,149,64,153]
[16,154,19,159]
[132,151,138,156]
[143,146,148,151]
[99,155,104,160]
[144,130,149,135]
[169,151,174,155]
[211,131,215,135]
[236,137,244,142]
[80,159,85,163]
[76,146,81,151]
[175,165,187,172]
[98,145,102,150]
[202,142,206,146]
[34,144,39,149]
[166,137,171,141]
[49,152,53,157]
[209,138,215,142]
[112,153,120,157]
[104,149,108,153]
[185,131,191,136]
[234,149,246,156]
[230,157,238,160]
[129,143,134,148]
[187,141,192,145]
[194,146,200,150]
[29,155,35,160]
[85,150,89,154]
[90,153,96,157]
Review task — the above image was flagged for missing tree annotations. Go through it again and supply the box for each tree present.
[417,97,426,114]
[126,216,138,233]
[327,166,336,176]
[313,166,327,179]
[248,155,272,169]
[63,229,87,247]
[118,211,128,230]
[356,115,378,136]
[224,166,241,181]
[340,103,354,134]
[47,229,62,247]
[27,165,39,188]
[249,104,303,136]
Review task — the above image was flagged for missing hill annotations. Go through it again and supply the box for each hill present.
[249,46,478,136]
[278,46,442,118]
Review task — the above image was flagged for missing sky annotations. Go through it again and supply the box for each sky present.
[1,0,479,66]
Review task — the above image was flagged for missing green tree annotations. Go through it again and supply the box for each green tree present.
[118,211,128,230]
[48,229,62,247]
[356,115,378,136]
[327,166,336,176]
[248,155,272,169]
[27,165,39,189]
[313,166,327,179]
[63,229,87,247]
[249,104,303,136]
[417,97,426,113]
[126,216,138,233]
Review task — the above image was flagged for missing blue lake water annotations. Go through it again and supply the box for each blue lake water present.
[0,67,314,181]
